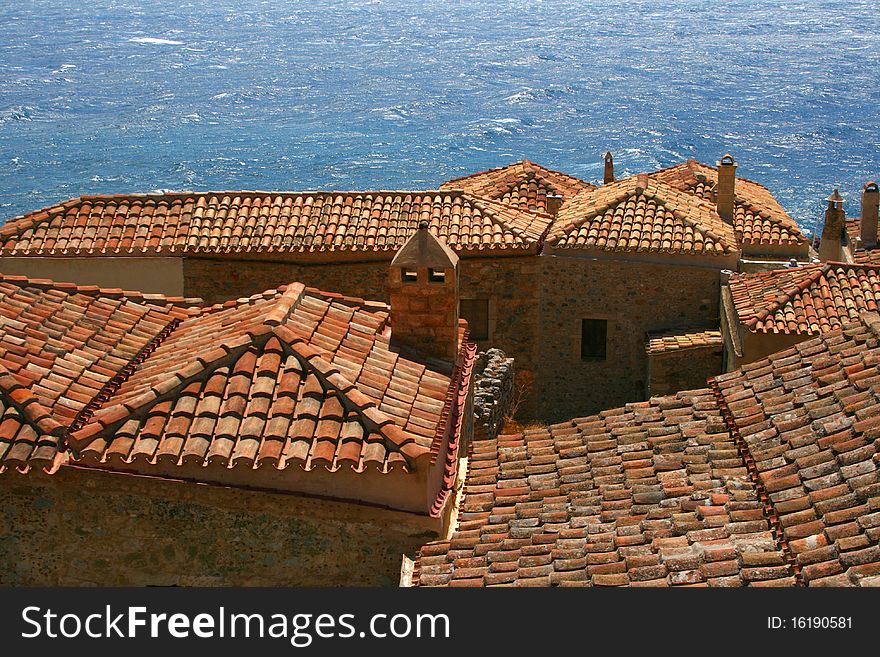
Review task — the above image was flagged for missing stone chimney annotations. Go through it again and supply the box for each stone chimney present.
[389,221,460,361]
[603,152,614,184]
[716,153,737,223]
[819,188,846,262]
[860,181,879,248]
[545,194,564,216]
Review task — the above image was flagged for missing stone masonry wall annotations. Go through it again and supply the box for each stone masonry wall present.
[536,256,722,423]
[472,349,515,441]
[647,345,724,398]
[0,466,439,587]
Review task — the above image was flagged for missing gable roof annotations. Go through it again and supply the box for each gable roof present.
[649,160,808,253]
[414,313,880,587]
[545,174,739,257]
[728,261,880,334]
[0,190,553,258]
[0,275,199,472]
[440,160,595,214]
[70,283,453,475]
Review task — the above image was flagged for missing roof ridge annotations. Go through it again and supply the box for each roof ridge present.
[0,196,85,239]
[0,273,203,309]
[744,264,829,326]
[644,179,737,251]
[276,327,427,469]
[441,159,592,190]
[463,193,554,241]
[553,177,639,234]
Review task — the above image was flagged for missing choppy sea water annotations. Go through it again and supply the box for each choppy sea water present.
[1,0,878,234]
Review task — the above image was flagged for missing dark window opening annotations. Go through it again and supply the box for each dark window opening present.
[402,269,418,282]
[581,319,607,361]
[460,299,490,341]
[428,268,446,283]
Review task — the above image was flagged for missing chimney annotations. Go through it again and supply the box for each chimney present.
[603,152,614,184]
[716,153,737,223]
[546,194,564,216]
[819,188,846,262]
[860,181,879,248]
[389,221,460,361]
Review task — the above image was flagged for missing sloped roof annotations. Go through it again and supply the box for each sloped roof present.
[649,160,808,252]
[414,313,880,587]
[440,159,595,214]
[546,174,738,257]
[646,327,723,355]
[728,262,880,334]
[0,275,199,471]
[415,389,794,587]
[70,283,457,474]
[0,190,553,257]
[712,314,880,586]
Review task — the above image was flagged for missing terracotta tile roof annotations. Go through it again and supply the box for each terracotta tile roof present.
[414,389,794,587]
[729,262,880,334]
[70,283,464,478]
[712,314,880,586]
[546,174,738,257]
[0,190,553,257]
[416,313,880,587]
[646,328,723,355]
[440,160,595,214]
[0,274,195,471]
[649,160,808,251]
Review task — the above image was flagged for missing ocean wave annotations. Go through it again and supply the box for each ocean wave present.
[129,37,184,46]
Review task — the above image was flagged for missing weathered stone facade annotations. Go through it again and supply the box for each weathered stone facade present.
[472,349,515,441]
[537,255,722,423]
[646,345,723,397]
[0,466,439,587]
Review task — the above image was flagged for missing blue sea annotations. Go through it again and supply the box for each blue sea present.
[1,0,878,234]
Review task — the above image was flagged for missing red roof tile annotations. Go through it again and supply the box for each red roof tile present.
[546,174,738,257]
[414,389,793,587]
[441,160,595,213]
[0,190,553,257]
[646,327,723,355]
[416,313,880,587]
[70,283,465,478]
[713,313,880,587]
[729,262,880,334]
[0,274,196,471]
[649,160,808,252]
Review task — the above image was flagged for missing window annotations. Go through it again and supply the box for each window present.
[581,319,607,361]
[402,269,418,282]
[460,299,489,341]
[428,268,446,283]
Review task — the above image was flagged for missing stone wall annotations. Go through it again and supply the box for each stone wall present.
[0,466,439,587]
[647,346,724,397]
[472,349,515,441]
[536,255,722,423]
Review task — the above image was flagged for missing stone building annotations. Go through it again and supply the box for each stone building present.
[408,312,880,588]
[0,155,810,421]
[0,225,478,586]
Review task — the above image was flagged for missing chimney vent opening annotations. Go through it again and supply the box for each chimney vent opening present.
[402,269,418,282]
[428,268,446,283]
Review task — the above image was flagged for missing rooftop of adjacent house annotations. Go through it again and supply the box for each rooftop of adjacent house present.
[649,159,808,253]
[413,313,880,587]
[545,173,739,258]
[0,273,475,516]
[645,327,723,355]
[728,261,880,334]
[0,189,554,258]
[440,159,595,214]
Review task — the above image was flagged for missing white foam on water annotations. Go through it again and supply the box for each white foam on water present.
[129,37,184,46]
